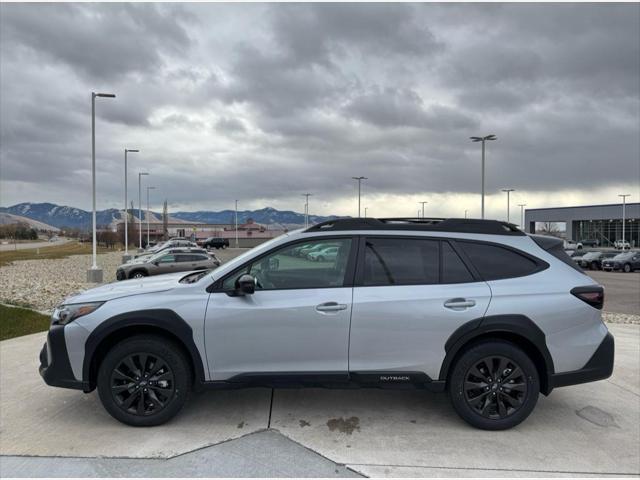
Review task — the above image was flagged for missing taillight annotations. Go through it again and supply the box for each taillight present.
[571,286,604,310]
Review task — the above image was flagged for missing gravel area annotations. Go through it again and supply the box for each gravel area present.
[1,248,638,325]
[0,248,247,313]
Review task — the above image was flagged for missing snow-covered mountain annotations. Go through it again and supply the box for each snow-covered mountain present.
[0,203,344,230]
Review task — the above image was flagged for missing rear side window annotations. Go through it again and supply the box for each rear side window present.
[458,241,540,281]
[442,242,474,283]
[363,238,439,286]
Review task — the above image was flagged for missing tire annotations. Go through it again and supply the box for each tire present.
[129,270,148,279]
[448,340,539,430]
[591,261,598,271]
[97,335,191,427]
[318,256,325,262]
[623,263,632,273]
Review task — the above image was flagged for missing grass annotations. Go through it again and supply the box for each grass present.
[0,304,50,341]
[0,241,112,267]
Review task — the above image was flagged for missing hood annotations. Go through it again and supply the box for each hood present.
[61,271,190,305]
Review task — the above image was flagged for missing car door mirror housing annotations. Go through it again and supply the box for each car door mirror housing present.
[236,274,256,295]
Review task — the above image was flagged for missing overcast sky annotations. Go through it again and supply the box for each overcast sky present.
[1,3,638,220]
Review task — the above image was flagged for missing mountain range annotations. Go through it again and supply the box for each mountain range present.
[0,203,343,230]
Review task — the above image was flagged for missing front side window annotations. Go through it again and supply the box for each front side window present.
[222,238,352,291]
[157,254,175,264]
[458,241,540,281]
[363,238,439,286]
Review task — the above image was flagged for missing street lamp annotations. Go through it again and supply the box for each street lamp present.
[364,207,368,218]
[352,176,367,217]
[518,203,527,230]
[235,200,239,248]
[301,193,312,228]
[501,188,515,223]
[419,201,428,218]
[619,194,631,244]
[138,172,149,249]
[88,91,115,283]
[470,134,497,219]
[464,209,468,219]
[123,148,139,260]
[146,186,156,247]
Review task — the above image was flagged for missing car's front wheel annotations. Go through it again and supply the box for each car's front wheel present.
[448,340,539,430]
[129,270,147,279]
[97,335,191,426]
[623,263,632,273]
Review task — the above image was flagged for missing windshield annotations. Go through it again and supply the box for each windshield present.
[582,252,600,260]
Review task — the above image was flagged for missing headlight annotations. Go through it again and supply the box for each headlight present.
[51,302,104,326]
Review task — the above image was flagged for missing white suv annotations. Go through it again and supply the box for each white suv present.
[40,218,614,430]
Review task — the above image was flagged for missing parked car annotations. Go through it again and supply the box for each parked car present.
[614,240,631,250]
[308,246,339,262]
[580,252,618,270]
[564,240,583,250]
[116,249,220,280]
[137,240,198,257]
[300,242,338,259]
[200,237,230,250]
[579,239,600,247]
[128,247,214,264]
[601,251,640,272]
[41,217,613,430]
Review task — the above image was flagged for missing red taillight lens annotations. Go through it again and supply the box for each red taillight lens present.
[571,286,604,310]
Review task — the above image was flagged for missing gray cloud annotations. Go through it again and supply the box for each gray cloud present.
[0,3,638,215]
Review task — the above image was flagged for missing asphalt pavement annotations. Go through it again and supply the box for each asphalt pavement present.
[587,270,640,315]
[0,324,638,477]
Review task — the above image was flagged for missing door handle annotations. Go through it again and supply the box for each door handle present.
[316,302,348,313]
[444,298,476,310]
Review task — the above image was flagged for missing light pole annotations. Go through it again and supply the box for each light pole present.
[301,193,312,227]
[352,176,367,217]
[364,207,368,218]
[464,209,468,219]
[419,201,428,218]
[502,188,515,223]
[123,148,139,260]
[518,203,527,230]
[619,194,631,245]
[234,200,239,248]
[88,91,115,283]
[146,186,156,247]
[138,172,149,249]
[470,134,497,219]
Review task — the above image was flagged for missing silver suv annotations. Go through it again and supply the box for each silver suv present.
[116,249,220,280]
[40,218,613,430]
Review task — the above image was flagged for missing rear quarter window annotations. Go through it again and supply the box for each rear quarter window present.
[458,241,543,281]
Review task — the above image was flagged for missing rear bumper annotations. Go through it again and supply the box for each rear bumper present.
[39,325,88,391]
[548,332,614,390]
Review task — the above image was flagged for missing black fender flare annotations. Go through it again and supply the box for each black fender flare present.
[83,309,206,389]
[439,314,555,391]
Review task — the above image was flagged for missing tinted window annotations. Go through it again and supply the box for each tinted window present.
[222,238,352,290]
[363,238,439,286]
[158,255,175,263]
[442,242,474,284]
[458,241,539,280]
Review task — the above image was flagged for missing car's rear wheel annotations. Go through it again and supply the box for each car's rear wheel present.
[623,263,632,273]
[590,261,598,270]
[130,270,147,279]
[448,340,539,430]
[97,335,191,426]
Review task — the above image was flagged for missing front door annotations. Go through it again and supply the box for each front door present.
[205,237,355,381]
[349,237,492,380]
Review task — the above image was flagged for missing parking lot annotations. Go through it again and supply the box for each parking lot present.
[0,323,638,477]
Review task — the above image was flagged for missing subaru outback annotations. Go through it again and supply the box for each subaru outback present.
[40,218,613,430]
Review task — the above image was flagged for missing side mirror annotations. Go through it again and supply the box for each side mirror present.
[235,274,256,295]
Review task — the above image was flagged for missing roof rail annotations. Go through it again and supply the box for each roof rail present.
[305,217,524,236]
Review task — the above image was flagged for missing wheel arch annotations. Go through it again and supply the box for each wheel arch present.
[83,309,206,392]
[128,268,148,278]
[439,315,556,395]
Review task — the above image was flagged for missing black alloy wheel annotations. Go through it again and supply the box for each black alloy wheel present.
[463,356,527,420]
[110,352,175,417]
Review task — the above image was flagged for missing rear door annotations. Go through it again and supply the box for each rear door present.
[349,236,492,381]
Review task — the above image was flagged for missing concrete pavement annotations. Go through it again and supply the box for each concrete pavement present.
[1,324,638,477]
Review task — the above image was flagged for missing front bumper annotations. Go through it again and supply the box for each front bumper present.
[548,332,614,390]
[39,325,88,391]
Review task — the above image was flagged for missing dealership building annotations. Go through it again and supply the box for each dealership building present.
[524,202,640,247]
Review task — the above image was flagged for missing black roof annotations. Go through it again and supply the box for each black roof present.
[305,218,525,236]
